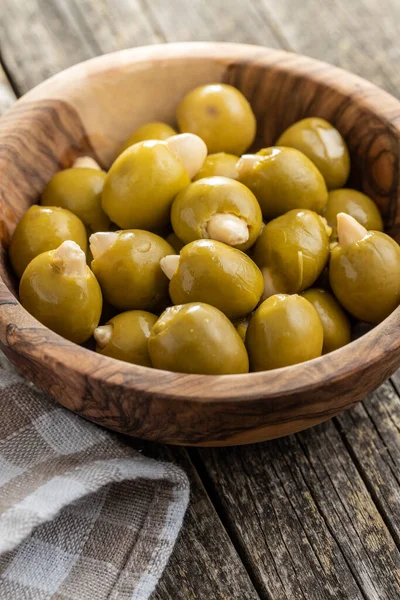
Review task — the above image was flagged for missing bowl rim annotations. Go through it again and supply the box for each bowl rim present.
[1,41,399,404]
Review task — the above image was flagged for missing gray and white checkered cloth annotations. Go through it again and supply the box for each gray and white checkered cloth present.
[0,365,190,599]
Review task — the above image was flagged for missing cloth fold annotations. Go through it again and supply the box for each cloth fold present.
[0,366,189,599]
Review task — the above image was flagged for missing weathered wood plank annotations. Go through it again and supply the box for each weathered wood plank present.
[65,0,163,50]
[0,0,96,92]
[138,0,282,47]
[1,1,399,96]
[0,0,164,94]
[261,0,400,95]
[145,444,260,600]
[52,0,283,50]
[0,0,283,93]
[337,381,400,545]
[198,415,400,599]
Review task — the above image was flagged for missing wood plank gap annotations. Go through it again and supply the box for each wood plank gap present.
[0,53,20,99]
[188,447,272,600]
[391,376,400,398]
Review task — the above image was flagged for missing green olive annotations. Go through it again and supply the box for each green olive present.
[94,310,157,366]
[252,209,330,296]
[167,239,263,320]
[238,147,328,220]
[171,176,262,251]
[176,83,256,155]
[329,229,400,324]
[276,117,350,189]
[91,230,175,311]
[165,232,185,253]
[301,288,351,353]
[324,188,383,237]
[101,140,190,231]
[148,302,249,374]
[19,241,102,344]
[9,205,87,278]
[246,294,323,371]
[42,168,109,233]
[193,152,239,181]
[119,122,177,154]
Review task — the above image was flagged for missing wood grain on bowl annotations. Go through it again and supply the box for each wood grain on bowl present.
[0,43,399,446]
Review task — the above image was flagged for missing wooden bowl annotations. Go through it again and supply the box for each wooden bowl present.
[0,43,399,446]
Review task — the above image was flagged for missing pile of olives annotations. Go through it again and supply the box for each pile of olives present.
[10,83,400,375]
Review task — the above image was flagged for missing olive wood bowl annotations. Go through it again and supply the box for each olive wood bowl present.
[0,43,399,446]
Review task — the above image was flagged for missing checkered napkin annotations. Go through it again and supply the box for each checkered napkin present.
[0,364,190,599]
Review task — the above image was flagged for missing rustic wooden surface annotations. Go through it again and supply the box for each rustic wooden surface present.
[1,1,400,598]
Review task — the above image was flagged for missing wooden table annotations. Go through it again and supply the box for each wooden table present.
[1,1,400,598]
